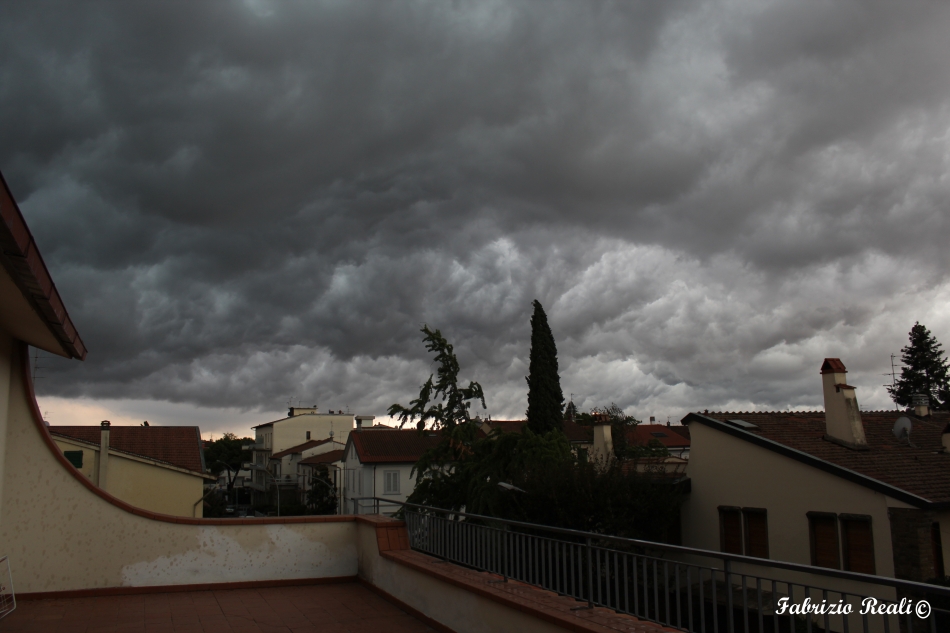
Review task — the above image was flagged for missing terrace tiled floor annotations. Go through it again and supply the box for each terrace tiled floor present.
[1,582,437,633]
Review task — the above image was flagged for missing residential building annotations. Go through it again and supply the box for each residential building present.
[626,423,691,459]
[342,428,442,514]
[681,357,950,585]
[50,422,213,517]
[245,408,371,504]
[479,417,593,456]
[298,448,345,511]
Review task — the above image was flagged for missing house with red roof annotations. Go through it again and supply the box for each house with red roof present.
[342,426,443,514]
[681,358,950,588]
[50,422,213,517]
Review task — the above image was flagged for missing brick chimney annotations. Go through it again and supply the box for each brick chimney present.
[591,413,613,464]
[98,420,111,489]
[820,359,867,449]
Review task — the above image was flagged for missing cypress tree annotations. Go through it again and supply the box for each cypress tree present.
[887,322,950,410]
[526,300,564,433]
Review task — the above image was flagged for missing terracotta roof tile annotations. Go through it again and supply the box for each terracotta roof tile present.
[50,425,204,473]
[626,424,691,449]
[485,419,592,443]
[270,438,336,459]
[696,411,950,504]
[350,430,443,464]
[299,449,345,465]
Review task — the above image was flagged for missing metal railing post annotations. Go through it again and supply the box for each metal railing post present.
[587,537,594,609]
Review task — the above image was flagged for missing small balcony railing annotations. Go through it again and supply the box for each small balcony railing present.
[375,499,949,633]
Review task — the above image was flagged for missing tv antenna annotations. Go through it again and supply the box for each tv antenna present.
[882,354,902,388]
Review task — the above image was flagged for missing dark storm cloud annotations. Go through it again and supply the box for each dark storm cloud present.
[4,0,950,428]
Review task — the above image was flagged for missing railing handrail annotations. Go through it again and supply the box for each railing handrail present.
[373,496,950,598]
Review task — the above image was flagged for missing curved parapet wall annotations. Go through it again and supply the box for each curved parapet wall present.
[0,340,359,593]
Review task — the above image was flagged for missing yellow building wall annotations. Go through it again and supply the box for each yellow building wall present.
[52,437,207,518]
[681,419,916,602]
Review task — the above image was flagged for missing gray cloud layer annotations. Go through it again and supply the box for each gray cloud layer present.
[4,0,950,426]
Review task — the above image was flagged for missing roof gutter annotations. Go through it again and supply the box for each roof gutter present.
[682,412,937,510]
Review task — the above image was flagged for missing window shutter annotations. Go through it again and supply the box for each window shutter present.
[64,451,83,468]
[933,522,945,579]
[719,508,742,554]
[743,510,769,559]
[809,513,840,569]
[841,517,875,574]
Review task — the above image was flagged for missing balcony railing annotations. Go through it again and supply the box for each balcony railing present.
[375,499,949,633]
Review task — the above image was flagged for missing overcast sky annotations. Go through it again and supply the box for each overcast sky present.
[5,0,950,437]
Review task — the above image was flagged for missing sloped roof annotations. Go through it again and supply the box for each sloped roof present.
[270,438,336,459]
[626,424,691,449]
[686,411,950,507]
[349,430,443,464]
[485,419,592,443]
[0,171,86,359]
[299,450,345,465]
[50,425,205,473]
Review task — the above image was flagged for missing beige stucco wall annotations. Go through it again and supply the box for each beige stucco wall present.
[0,340,358,593]
[262,414,354,454]
[681,420,912,602]
[0,331,12,526]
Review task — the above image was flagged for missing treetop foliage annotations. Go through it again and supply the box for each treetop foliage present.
[388,325,486,431]
[204,432,253,489]
[525,300,564,434]
[888,322,950,410]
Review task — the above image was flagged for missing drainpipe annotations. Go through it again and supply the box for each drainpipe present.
[97,420,111,490]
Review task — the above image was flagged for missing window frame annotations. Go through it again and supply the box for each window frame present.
[383,470,400,495]
[718,506,743,555]
[839,514,875,575]
[742,507,770,559]
[808,511,841,570]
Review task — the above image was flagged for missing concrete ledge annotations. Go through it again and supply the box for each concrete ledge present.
[376,547,676,633]
[17,574,358,600]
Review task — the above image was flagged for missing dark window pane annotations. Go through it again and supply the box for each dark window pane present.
[64,450,83,468]
[720,508,742,554]
[809,514,840,569]
[744,510,769,559]
[933,522,945,579]
[841,518,875,575]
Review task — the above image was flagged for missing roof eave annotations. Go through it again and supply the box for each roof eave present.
[682,412,937,509]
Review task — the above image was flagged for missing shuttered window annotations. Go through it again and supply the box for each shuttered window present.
[64,451,83,468]
[933,522,945,579]
[384,471,400,495]
[840,516,875,575]
[744,509,769,559]
[809,513,840,569]
[719,507,743,554]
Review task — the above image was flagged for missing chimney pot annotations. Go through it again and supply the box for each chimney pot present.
[912,394,930,418]
[820,358,867,449]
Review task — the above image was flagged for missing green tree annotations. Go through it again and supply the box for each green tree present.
[887,322,950,410]
[525,300,564,434]
[388,325,486,431]
[204,432,252,498]
[306,469,339,515]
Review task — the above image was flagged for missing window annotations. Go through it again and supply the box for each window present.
[840,515,875,574]
[933,522,945,579]
[719,507,743,554]
[808,512,841,569]
[651,432,668,438]
[720,507,769,557]
[306,431,311,440]
[64,451,83,468]
[384,471,400,495]
[744,509,770,559]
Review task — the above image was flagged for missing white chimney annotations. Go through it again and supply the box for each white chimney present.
[821,359,867,449]
[591,413,614,464]
[912,394,930,418]
[98,420,111,489]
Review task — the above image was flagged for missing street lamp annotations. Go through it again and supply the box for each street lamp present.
[243,463,280,517]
